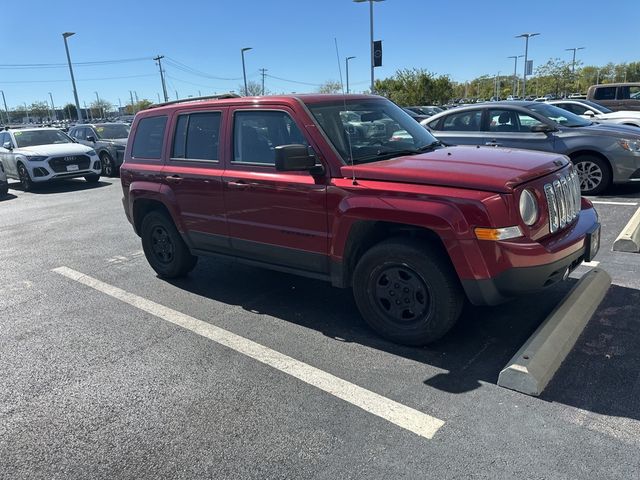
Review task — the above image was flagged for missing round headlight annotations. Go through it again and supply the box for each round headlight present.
[519,189,539,226]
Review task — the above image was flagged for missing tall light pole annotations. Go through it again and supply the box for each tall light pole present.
[494,71,501,99]
[1,91,8,124]
[345,56,356,93]
[241,47,252,96]
[508,55,524,96]
[24,102,30,124]
[62,32,83,123]
[354,0,384,94]
[94,91,102,119]
[516,32,540,98]
[48,92,57,121]
[565,47,585,75]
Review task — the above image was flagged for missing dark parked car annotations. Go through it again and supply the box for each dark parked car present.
[406,105,443,117]
[425,101,640,194]
[586,83,640,112]
[68,123,130,176]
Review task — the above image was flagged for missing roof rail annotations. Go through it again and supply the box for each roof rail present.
[146,93,241,109]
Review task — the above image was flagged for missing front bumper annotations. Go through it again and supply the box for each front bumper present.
[29,156,101,183]
[461,206,600,305]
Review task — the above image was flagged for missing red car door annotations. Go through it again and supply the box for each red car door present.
[221,106,329,275]
[162,108,230,252]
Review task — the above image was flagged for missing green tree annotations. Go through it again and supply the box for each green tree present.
[29,101,50,122]
[317,80,342,94]
[125,99,153,114]
[90,99,113,119]
[374,69,454,105]
[63,103,77,120]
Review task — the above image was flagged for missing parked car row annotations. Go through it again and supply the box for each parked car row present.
[422,101,640,195]
[0,122,130,195]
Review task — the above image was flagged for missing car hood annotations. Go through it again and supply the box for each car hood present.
[16,143,95,156]
[597,110,640,120]
[571,122,640,137]
[102,138,128,146]
[340,146,569,193]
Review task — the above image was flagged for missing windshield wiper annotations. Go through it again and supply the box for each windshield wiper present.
[353,141,443,163]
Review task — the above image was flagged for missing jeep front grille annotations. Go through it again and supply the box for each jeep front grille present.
[544,172,581,234]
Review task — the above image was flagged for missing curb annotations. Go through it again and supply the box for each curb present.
[497,268,612,396]
[613,207,640,253]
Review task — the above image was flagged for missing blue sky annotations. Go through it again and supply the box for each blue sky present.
[1,0,637,109]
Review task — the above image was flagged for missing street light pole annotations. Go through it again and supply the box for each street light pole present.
[508,55,524,96]
[345,56,356,93]
[62,32,83,123]
[241,47,252,96]
[354,0,384,94]
[516,33,540,98]
[48,92,57,122]
[565,47,585,75]
[1,91,9,124]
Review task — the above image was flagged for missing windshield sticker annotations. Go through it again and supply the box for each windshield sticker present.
[96,127,104,132]
[14,131,22,136]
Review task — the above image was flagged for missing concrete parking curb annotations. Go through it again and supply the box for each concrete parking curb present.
[613,207,640,253]
[497,268,611,396]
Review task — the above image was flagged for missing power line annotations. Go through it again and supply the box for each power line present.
[0,57,152,70]
[0,73,156,84]
[164,57,242,81]
[264,74,322,87]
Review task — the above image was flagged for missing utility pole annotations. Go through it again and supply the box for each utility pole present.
[175,90,179,100]
[153,55,169,102]
[345,56,356,94]
[508,55,523,96]
[259,68,268,95]
[48,92,57,121]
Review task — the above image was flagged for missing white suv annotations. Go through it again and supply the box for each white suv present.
[0,128,101,191]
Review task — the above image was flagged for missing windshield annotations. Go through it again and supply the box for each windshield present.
[528,103,591,127]
[305,99,440,165]
[579,100,612,114]
[14,129,73,148]
[95,124,130,139]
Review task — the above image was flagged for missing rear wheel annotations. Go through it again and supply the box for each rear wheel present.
[572,155,611,195]
[352,238,463,346]
[141,211,197,278]
[17,163,33,191]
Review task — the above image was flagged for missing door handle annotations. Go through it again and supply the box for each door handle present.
[226,180,260,189]
[165,175,183,184]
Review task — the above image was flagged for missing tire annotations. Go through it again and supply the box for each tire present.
[572,155,611,195]
[100,152,116,177]
[0,182,7,197]
[84,174,100,183]
[352,237,464,346]
[17,163,33,191]
[140,210,198,278]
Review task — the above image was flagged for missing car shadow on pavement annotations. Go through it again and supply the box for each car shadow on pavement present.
[0,193,18,202]
[541,284,640,422]
[8,179,111,194]
[168,257,581,394]
[595,183,640,199]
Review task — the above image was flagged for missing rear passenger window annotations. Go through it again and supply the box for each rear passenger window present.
[171,112,221,161]
[593,87,616,101]
[233,110,307,165]
[441,111,482,131]
[131,116,167,159]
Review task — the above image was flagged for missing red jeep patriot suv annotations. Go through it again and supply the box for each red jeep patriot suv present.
[120,94,600,345]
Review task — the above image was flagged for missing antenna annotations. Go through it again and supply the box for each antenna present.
[334,38,357,186]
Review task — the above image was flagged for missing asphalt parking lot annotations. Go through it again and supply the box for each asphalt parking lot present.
[1,178,640,479]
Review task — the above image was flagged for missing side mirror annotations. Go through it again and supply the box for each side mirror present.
[87,135,96,142]
[530,124,557,133]
[275,144,322,173]
[2,141,12,150]
[583,110,595,117]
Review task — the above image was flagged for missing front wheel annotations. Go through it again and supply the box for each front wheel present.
[141,211,198,278]
[18,163,34,191]
[100,152,116,177]
[352,238,463,346]
[0,182,8,197]
[573,155,611,195]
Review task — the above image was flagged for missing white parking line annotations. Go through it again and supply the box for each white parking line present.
[591,201,638,206]
[52,266,445,440]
